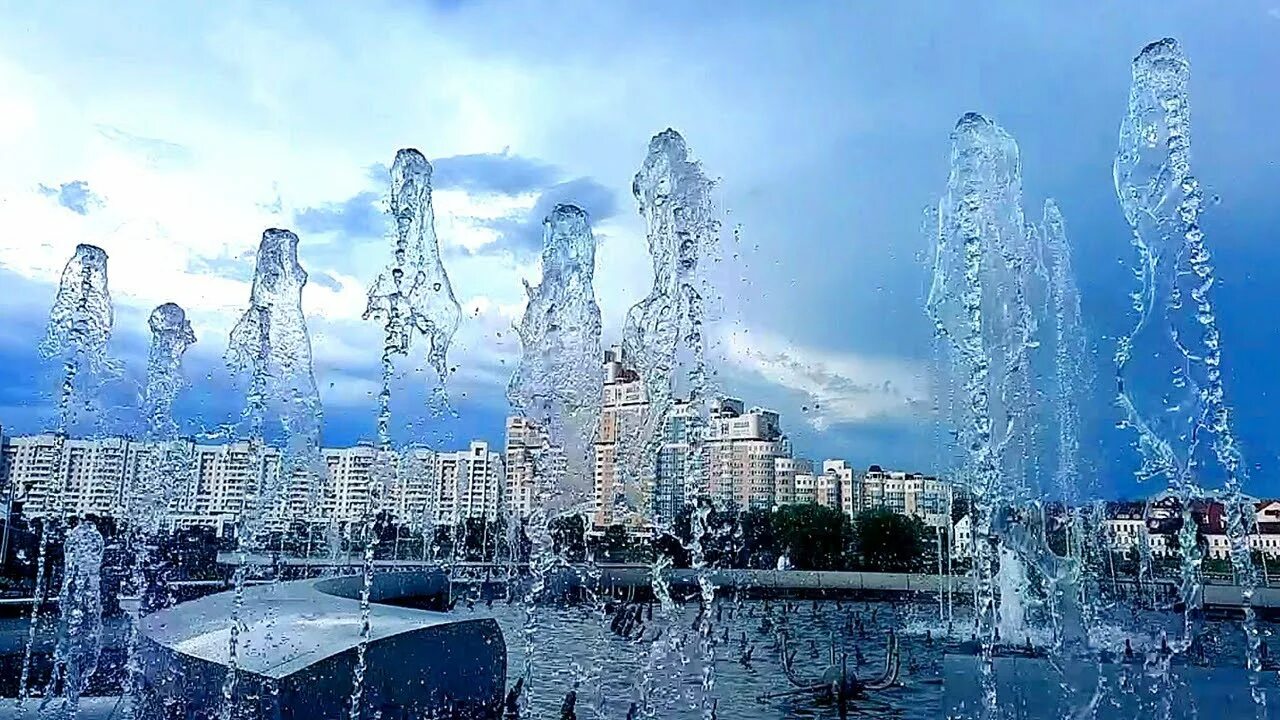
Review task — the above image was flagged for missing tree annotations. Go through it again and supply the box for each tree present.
[771,504,853,571]
[549,513,587,563]
[736,508,777,569]
[854,508,929,572]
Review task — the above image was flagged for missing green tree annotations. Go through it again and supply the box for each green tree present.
[771,504,853,571]
[854,508,928,572]
[549,513,587,562]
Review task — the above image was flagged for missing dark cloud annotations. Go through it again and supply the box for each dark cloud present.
[431,151,558,195]
[294,191,383,238]
[38,180,101,215]
[309,270,344,292]
[363,151,558,197]
[478,176,620,256]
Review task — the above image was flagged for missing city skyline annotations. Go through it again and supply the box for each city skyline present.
[1,4,1278,500]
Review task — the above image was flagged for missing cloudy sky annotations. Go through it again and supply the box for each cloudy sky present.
[0,2,1277,498]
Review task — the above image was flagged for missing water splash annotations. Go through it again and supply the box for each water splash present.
[21,244,115,706]
[39,244,115,433]
[222,228,322,717]
[350,150,462,719]
[39,520,104,718]
[1114,37,1261,704]
[509,203,603,510]
[926,112,1031,712]
[119,304,196,717]
[621,129,721,522]
[228,229,322,467]
[507,203,603,711]
[142,303,196,442]
[621,128,724,718]
[364,148,462,390]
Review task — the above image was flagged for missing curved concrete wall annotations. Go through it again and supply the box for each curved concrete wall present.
[138,570,505,719]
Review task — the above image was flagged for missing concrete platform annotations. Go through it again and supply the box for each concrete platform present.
[0,697,126,719]
[138,570,505,719]
[944,653,1278,719]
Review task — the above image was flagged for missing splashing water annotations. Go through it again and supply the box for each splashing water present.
[222,228,323,718]
[1114,37,1261,704]
[39,244,115,434]
[120,304,196,716]
[927,113,1038,712]
[40,520,104,719]
[621,129,724,718]
[142,303,196,443]
[509,203,603,511]
[507,203,603,710]
[365,148,462,391]
[21,244,115,706]
[351,150,462,719]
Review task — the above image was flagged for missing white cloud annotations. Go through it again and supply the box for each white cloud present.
[721,328,927,429]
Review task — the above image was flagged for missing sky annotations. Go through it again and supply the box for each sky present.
[0,1,1278,499]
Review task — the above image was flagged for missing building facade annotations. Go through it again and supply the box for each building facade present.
[593,346,648,528]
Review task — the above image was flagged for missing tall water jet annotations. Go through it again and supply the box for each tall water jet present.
[222,228,322,717]
[142,303,197,444]
[39,519,104,718]
[621,128,724,717]
[354,149,461,718]
[926,112,1037,712]
[120,303,196,716]
[1114,37,1261,699]
[1039,201,1097,647]
[508,203,603,712]
[21,244,115,705]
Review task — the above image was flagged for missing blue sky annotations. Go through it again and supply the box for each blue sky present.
[0,2,1278,498]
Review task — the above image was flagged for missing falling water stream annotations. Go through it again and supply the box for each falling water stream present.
[119,303,196,716]
[222,228,323,719]
[926,112,1089,713]
[620,129,725,718]
[38,520,104,719]
[355,149,461,719]
[21,244,115,710]
[1114,37,1262,708]
[508,203,603,713]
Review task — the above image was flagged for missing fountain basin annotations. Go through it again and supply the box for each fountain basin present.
[137,570,505,719]
[943,653,1277,719]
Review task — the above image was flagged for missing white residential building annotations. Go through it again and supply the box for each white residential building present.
[773,457,813,507]
[703,398,790,511]
[593,346,648,528]
[434,441,503,525]
[505,416,546,520]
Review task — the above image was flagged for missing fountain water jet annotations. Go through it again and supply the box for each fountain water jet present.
[925,112,1092,710]
[352,149,462,719]
[508,202,603,712]
[621,128,725,718]
[119,303,196,717]
[1113,37,1262,704]
[222,228,323,719]
[21,244,115,708]
[39,519,104,719]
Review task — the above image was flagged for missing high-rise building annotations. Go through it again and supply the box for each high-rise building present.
[390,447,439,531]
[653,399,700,527]
[505,416,546,520]
[822,459,858,517]
[703,398,790,510]
[434,441,503,525]
[593,346,648,528]
[773,457,813,507]
[1,433,66,516]
[860,465,952,528]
